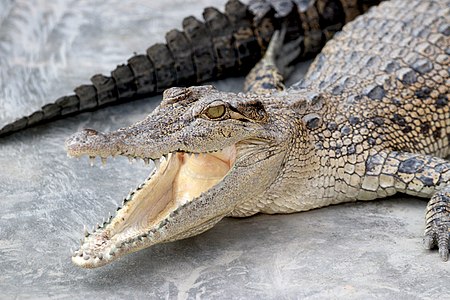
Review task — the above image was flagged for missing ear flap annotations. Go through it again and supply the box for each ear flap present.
[235,100,269,123]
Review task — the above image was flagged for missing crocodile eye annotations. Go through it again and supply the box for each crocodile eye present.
[205,105,226,119]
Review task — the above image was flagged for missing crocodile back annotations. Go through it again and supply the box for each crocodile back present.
[292,0,450,156]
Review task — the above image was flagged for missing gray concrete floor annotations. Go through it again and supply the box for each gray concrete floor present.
[0,0,449,299]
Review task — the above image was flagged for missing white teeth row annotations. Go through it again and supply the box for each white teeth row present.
[85,153,175,167]
[83,149,225,167]
[73,230,155,260]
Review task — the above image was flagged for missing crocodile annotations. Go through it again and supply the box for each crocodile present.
[0,0,381,137]
[66,0,449,268]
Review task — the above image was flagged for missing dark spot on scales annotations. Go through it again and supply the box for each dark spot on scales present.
[415,87,431,99]
[303,113,322,130]
[262,82,276,89]
[435,164,449,173]
[402,125,412,133]
[435,95,448,108]
[368,137,376,145]
[347,144,356,155]
[398,157,424,174]
[341,125,351,135]
[433,127,442,139]
[420,122,431,134]
[412,59,433,74]
[392,98,401,106]
[349,116,360,125]
[397,68,416,84]
[332,85,344,95]
[366,85,385,100]
[384,61,400,73]
[418,175,434,187]
[372,117,385,126]
[255,74,272,81]
[392,114,406,126]
[439,23,450,36]
[327,122,337,131]
[366,154,384,174]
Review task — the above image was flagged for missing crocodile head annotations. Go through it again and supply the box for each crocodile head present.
[66,85,298,268]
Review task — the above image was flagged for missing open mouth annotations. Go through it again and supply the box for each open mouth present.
[71,145,237,268]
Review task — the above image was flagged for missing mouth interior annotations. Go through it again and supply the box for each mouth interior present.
[104,145,237,245]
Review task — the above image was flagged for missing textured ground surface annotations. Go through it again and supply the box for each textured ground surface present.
[0,0,449,299]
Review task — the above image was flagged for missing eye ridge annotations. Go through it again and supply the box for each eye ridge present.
[205,104,226,119]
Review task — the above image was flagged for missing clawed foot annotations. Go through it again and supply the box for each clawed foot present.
[424,190,450,261]
[271,26,303,77]
[424,222,450,261]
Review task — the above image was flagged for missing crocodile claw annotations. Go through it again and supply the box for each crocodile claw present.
[423,223,450,262]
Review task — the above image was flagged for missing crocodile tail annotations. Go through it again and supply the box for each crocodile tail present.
[0,0,381,137]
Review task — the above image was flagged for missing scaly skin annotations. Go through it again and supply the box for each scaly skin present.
[66,0,449,268]
[0,0,381,137]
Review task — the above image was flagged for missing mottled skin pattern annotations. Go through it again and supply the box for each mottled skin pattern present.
[66,0,449,268]
[0,0,382,137]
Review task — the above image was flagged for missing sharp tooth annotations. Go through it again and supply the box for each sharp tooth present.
[155,159,161,169]
[143,158,150,165]
[89,156,95,167]
[101,157,107,165]
[83,225,89,237]
[80,238,84,246]
[194,153,199,158]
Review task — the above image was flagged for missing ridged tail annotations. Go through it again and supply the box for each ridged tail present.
[0,0,381,137]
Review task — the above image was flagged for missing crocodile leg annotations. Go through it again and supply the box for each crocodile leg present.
[244,26,304,93]
[424,188,450,261]
[355,151,450,260]
[244,29,286,93]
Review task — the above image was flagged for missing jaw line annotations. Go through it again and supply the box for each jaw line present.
[72,144,237,268]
